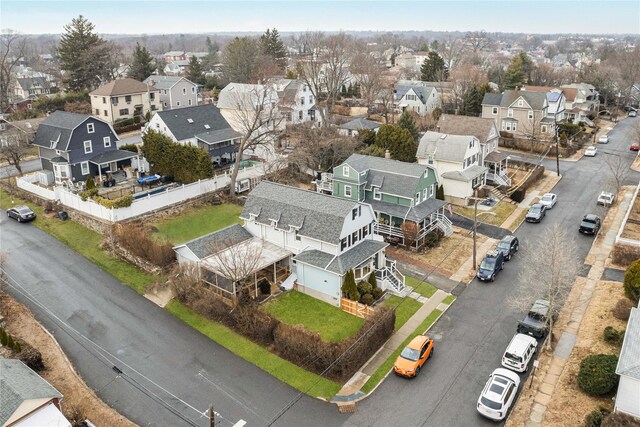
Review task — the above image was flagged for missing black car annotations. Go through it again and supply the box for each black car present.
[6,205,36,223]
[476,249,505,282]
[517,300,551,339]
[525,203,546,223]
[496,235,519,261]
[579,214,601,235]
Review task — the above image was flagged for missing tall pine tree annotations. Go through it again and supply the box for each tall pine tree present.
[420,52,449,82]
[397,111,420,142]
[260,28,287,70]
[186,55,205,85]
[57,15,114,91]
[504,52,534,90]
[128,42,155,82]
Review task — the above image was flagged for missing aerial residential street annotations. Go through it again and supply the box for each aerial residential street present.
[2,118,637,427]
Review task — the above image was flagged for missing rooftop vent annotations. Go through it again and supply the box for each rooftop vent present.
[204,124,210,130]
[439,134,447,140]
[187,118,194,123]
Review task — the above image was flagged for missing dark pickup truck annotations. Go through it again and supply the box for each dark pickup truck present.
[517,300,550,339]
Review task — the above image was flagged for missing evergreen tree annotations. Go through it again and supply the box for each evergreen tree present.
[398,111,419,142]
[57,15,115,91]
[0,328,7,346]
[463,85,481,116]
[435,184,445,200]
[222,37,261,83]
[260,28,287,69]
[128,42,155,82]
[420,52,449,82]
[341,269,359,301]
[206,36,219,55]
[186,55,205,85]
[368,271,378,289]
[504,52,534,90]
[375,125,418,163]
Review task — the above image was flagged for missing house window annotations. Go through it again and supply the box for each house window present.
[164,90,168,95]
[87,123,95,133]
[309,96,314,104]
[177,101,181,106]
[104,110,108,116]
[345,185,352,197]
[373,187,381,200]
[295,230,301,241]
[298,111,303,120]
[191,87,195,93]
[83,140,92,154]
[528,111,534,120]
[183,88,186,95]
[422,188,427,200]
[343,165,349,177]
[518,99,523,107]
[125,95,132,103]
[352,230,359,244]
[512,123,517,132]
[428,157,433,165]
[102,97,106,104]
[188,99,192,106]
[111,97,118,105]
[505,122,511,131]
[103,136,111,148]
[300,97,305,105]
[95,108,100,115]
[150,92,155,100]
[164,102,168,107]
[429,184,434,197]
[507,109,513,118]
[352,208,358,220]
[541,125,548,133]
[492,107,498,115]
[415,192,420,203]
[119,108,129,115]
[341,238,347,251]
[80,161,90,175]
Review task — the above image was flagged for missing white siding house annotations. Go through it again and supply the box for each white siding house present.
[614,304,640,420]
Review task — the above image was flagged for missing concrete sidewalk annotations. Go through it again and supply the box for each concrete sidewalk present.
[332,289,448,404]
[518,188,634,427]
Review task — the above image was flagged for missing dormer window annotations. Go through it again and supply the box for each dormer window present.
[352,208,358,220]
[295,230,301,241]
[343,165,349,177]
[87,123,94,133]
[373,187,381,200]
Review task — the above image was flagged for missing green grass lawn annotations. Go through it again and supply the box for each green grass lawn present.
[262,291,364,342]
[166,300,341,399]
[152,203,242,245]
[361,308,443,394]
[0,189,157,294]
[442,295,456,305]
[405,275,437,298]
[384,295,422,332]
[454,200,517,227]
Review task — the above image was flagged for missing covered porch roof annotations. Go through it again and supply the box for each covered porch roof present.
[484,150,510,164]
[294,239,388,275]
[89,149,137,166]
[368,198,446,223]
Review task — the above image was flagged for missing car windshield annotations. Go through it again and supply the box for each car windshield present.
[480,259,496,270]
[504,352,522,363]
[480,396,502,410]
[498,242,510,250]
[400,347,420,362]
[17,207,32,214]
[542,195,552,202]
[529,207,540,214]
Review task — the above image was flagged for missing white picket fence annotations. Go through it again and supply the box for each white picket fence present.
[16,163,279,223]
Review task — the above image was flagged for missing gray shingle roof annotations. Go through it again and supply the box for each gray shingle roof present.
[338,118,381,131]
[240,182,360,243]
[482,93,503,106]
[177,224,252,259]
[16,77,52,91]
[143,76,195,90]
[0,359,63,426]
[32,111,94,151]
[294,240,388,275]
[344,153,424,177]
[500,90,548,110]
[441,164,488,182]
[196,128,242,145]
[89,149,137,165]
[437,114,497,145]
[90,78,153,96]
[156,104,235,142]
[417,131,475,163]
[616,306,640,380]
[368,198,445,222]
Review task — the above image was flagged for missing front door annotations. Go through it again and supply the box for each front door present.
[109,161,118,172]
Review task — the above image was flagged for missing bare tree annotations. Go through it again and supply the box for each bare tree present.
[350,47,384,111]
[0,121,37,176]
[449,63,486,114]
[286,126,362,173]
[436,37,465,73]
[463,31,492,53]
[604,153,630,195]
[377,86,397,124]
[222,83,283,196]
[508,224,579,350]
[518,110,551,147]
[0,31,26,111]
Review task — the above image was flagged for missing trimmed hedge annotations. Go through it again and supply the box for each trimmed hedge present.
[577,354,619,396]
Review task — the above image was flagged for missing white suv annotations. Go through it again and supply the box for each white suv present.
[597,191,615,206]
[502,333,537,373]
[477,368,521,421]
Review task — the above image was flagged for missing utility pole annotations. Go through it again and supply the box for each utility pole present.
[473,198,478,269]
[209,405,215,427]
[555,117,560,177]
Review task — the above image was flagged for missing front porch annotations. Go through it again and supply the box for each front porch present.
[315,172,333,194]
[89,149,140,187]
[484,150,512,187]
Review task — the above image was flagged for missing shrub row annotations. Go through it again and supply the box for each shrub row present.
[175,272,395,382]
[114,223,175,268]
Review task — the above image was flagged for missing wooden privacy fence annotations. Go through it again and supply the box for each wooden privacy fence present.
[341,298,375,319]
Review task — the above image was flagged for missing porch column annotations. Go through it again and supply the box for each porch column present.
[254,272,258,298]
[97,164,102,183]
[273,262,277,284]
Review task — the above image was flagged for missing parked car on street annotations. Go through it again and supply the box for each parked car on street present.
[501,334,537,373]
[6,205,36,223]
[477,368,521,421]
[539,193,557,209]
[598,135,610,144]
[477,249,505,282]
[579,214,601,235]
[525,203,546,223]
[496,235,519,261]
[584,146,597,157]
[517,300,551,339]
[630,142,640,151]
[597,191,615,206]
[393,335,434,378]
[629,110,637,117]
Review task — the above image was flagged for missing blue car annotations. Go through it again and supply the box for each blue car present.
[477,249,505,282]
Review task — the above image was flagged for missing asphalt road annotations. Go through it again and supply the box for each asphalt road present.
[0,158,42,178]
[2,118,638,427]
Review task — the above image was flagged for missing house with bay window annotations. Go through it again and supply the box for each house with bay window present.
[174,181,405,307]
[316,153,452,248]
[417,131,488,206]
[481,90,553,140]
[32,111,137,184]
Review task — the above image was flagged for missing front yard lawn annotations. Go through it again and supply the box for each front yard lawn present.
[453,199,517,227]
[262,291,363,342]
[405,275,437,298]
[384,295,422,331]
[166,300,341,399]
[152,203,242,245]
[0,189,157,294]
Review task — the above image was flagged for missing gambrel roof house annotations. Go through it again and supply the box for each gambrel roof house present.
[146,104,241,166]
[175,181,405,306]
[1,359,71,427]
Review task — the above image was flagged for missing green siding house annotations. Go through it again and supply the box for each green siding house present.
[317,154,452,248]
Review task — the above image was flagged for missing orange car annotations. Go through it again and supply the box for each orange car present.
[393,335,434,378]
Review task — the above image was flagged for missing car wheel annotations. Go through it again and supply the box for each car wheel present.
[515,244,519,252]
[17,217,22,223]
[501,262,504,271]
[429,348,434,358]
[415,365,421,377]
[490,275,495,282]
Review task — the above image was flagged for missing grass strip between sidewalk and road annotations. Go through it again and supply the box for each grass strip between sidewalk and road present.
[405,275,438,298]
[360,308,443,394]
[442,295,456,305]
[0,189,157,294]
[166,300,342,400]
